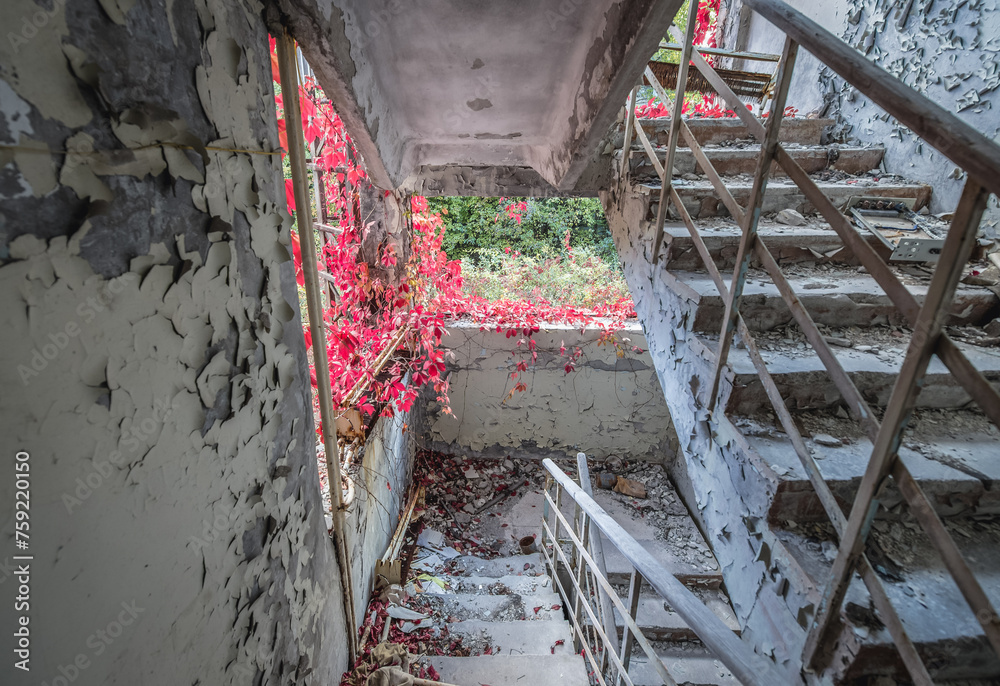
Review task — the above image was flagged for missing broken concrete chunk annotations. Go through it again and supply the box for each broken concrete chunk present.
[775,209,807,226]
[824,336,853,348]
[985,319,1000,337]
[813,433,843,448]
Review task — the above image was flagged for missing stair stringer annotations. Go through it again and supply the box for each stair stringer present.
[600,184,819,684]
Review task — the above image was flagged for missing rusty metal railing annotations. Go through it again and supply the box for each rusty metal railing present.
[540,457,789,686]
[618,0,1000,682]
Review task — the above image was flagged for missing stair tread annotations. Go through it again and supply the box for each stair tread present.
[630,143,882,153]
[774,520,1000,651]
[449,554,544,578]
[422,592,565,621]
[691,330,1000,378]
[635,116,834,147]
[628,652,742,686]
[638,177,931,193]
[689,331,1000,415]
[445,619,576,655]
[582,591,741,639]
[729,411,1000,518]
[424,654,589,686]
[669,267,997,310]
[667,266,998,331]
[447,574,553,595]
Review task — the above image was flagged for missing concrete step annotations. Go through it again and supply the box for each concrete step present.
[635,116,833,147]
[449,554,544,578]
[657,218,887,271]
[773,515,1000,682]
[689,331,1000,414]
[445,619,576,656]
[629,143,884,179]
[664,268,998,332]
[726,411,1000,522]
[640,176,932,219]
[423,654,590,686]
[584,589,740,642]
[446,574,554,596]
[628,649,741,686]
[422,592,565,622]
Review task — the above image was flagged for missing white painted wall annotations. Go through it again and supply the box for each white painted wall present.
[419,322,677,463]
[345,409,415,625]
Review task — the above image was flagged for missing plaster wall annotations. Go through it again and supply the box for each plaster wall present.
[724,0,1000,227]
[274,0,682,191]
[0,1,347,684]
[345,410,415,627]
[419,322,677,463]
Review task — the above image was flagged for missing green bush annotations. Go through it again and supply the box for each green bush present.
[461,245,630,311]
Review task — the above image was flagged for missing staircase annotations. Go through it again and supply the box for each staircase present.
[398,454,747,685]
[603,115,1000,683]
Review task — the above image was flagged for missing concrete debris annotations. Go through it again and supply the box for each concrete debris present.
[812,433,843,447]
[775,208,808,226]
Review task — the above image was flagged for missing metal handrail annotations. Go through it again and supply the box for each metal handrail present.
[617,1,999,682]
[541,458,792,686]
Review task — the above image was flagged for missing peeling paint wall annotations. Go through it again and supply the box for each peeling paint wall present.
[723,0,1000,227]
[0,1,348,684]
[418,322,677,463]
[345,409,415,626]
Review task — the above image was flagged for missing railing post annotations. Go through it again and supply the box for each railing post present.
[620,83,640,193]
[705,35,798,413]
[572,510,590,653]
[275,30,358,663]
[651,0,699,265]
[617,568,644,686]
[578,453,618,675]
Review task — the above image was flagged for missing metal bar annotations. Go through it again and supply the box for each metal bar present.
[543,460,792,686]
[705,35,798,413]
[651,0,698,265]
[275,31,358,664]
[543,506,675,686]
[803,179,989,667]
[621,85,639,194]
[685,37,1000,430]
[572,510,590,653]
[744,0,1000,199]
[578,453,618,674]
[540,521,618,686]
[643,67,746,224]
[618,569,644,686]
[656,40,781,62]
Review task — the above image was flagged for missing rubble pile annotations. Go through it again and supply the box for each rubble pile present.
[414,450,561,559]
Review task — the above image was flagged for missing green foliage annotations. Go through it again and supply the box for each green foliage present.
[426,196,618,266]
[461,246,630,311]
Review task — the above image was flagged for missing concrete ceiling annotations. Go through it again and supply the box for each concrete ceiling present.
[271,0,683,194]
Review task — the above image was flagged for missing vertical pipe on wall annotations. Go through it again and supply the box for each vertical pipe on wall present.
[275,30,359,663]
